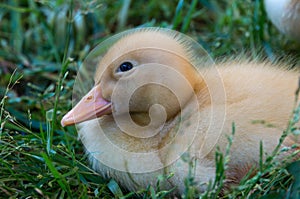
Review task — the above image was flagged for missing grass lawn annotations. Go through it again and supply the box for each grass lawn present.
[0,0,300,198]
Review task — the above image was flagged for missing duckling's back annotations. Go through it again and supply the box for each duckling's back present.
[199,61,299,180]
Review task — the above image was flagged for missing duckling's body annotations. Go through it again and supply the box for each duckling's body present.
[265,0,300,41]
[61,28,299,194]
[77,62,298,193]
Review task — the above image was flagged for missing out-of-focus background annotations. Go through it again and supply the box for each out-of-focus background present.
[0,0,299,198]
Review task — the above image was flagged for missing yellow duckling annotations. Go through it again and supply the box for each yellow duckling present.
[265,0,300,41]
[61,28,299,194]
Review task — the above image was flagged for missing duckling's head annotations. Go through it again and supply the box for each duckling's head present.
[61,28,207,127]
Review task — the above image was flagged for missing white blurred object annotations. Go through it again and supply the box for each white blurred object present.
[265,0,300,41]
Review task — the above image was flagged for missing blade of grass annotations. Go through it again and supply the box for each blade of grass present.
[107,179,124,197]
[41,152,72,196]
[9,0,23,54]
[50,0,74,151]
[172,0,184,30]
[181,0,197,33]
[118,0,131,30]
[0,3,33,13]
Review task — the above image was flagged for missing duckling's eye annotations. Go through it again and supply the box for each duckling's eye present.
[119,61,133,72]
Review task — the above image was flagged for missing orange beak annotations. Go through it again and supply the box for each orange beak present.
[61,84,112,127]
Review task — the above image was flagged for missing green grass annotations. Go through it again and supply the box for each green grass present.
[0,0,300,198]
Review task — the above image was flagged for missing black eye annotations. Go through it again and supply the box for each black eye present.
[119,62,133,72]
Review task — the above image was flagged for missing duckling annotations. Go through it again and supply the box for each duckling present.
[61,28,299,194]
[265,0,300,41]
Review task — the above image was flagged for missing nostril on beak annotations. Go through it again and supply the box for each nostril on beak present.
[86,95,94,101]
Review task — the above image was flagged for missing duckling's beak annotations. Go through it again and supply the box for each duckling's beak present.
[61,84,112,127]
